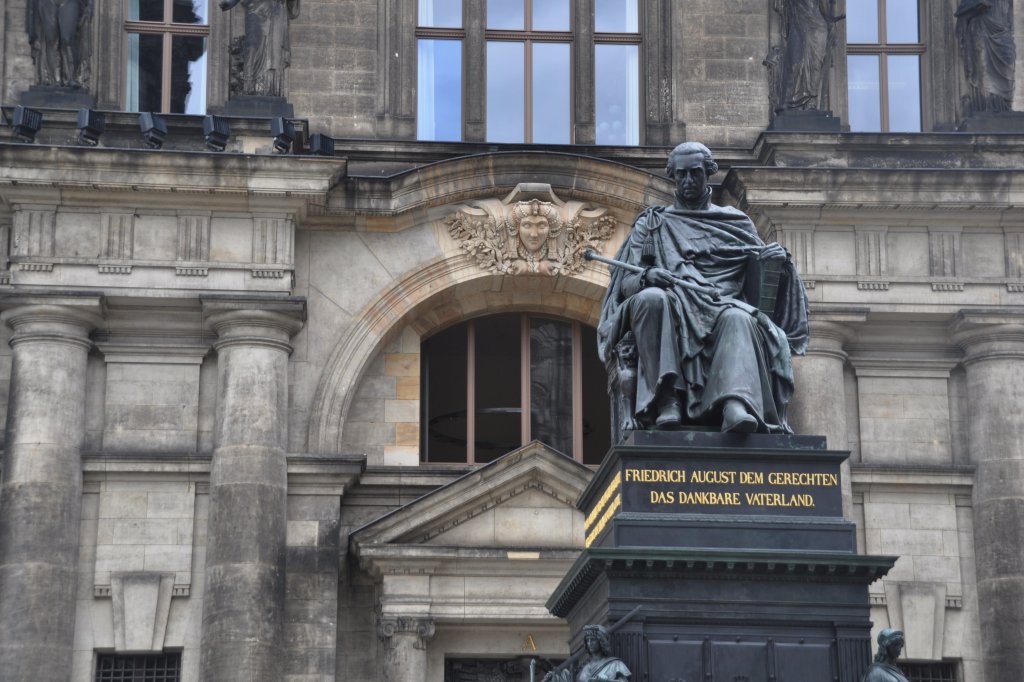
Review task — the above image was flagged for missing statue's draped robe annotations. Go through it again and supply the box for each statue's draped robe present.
[956,0,1016,113]
[598,204,809,433]
[860,662,909,682]
[242,0,299,96]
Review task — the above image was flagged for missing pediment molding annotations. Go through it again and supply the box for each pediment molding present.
[350,442,592,553]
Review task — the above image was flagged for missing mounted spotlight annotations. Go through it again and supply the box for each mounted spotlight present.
[77,108,106,146]
[11,106,42,143]
[138,112,167,149]
[203,115,230,151]
[270,117,295,154]
[309,133,334,157]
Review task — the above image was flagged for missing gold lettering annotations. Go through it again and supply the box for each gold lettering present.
[677,491,741,506]
[627,468,686,483]
[767,472,837,487]
[744,492,816,507]
[650,490,675,504]
[690,470,737,485]
[739,471,764,485]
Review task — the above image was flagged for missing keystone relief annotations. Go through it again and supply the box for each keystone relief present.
[444,184,616,277]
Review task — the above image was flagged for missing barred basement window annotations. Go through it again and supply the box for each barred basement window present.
[898,660,960,682]
[95,652,182,682]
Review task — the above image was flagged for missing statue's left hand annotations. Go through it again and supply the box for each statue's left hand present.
[758,243,787,263]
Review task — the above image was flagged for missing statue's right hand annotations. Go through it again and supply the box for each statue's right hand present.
[643,267,675,289]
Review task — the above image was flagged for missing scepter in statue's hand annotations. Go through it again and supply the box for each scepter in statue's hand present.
[583,250,721,300]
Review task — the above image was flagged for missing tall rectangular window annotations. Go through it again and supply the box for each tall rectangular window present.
[415,0,642,145]
[595,0,640,144]
[125,0,208,114]
[847,0,924,132]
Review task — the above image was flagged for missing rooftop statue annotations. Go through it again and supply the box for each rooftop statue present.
[860,629,909,682]
[956,0,1016,115]
[27,0,93,87]
[596,142,809,435]
[221,0,299,97]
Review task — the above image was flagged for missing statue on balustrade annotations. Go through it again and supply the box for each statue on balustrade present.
[221,0,299,97]
[956,0,1016,115]
[597,142,809,436]
[26,0,92,87]
[860,629,909,682]
[542,625,631,682]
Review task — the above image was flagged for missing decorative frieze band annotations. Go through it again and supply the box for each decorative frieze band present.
[11,206,56,258]
[177,214,211,262]
[102,213,135,260]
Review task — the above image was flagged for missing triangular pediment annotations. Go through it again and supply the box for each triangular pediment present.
[350,442,592,552]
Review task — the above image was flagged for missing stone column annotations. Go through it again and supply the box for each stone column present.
[379,616,435,682]
[789,313,864,518]
[0,302,101,682]
[199,302,303,682]
[952,312,1024,682]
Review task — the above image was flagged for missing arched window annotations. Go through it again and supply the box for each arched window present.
[422,313,610,465]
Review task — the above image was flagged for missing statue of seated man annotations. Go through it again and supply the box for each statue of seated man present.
[860,629,909,682]
[597,142,809,434]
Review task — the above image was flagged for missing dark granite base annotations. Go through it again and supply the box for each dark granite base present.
[223,96,294,118]
[769,109,842,132]
[958,112,1024,133]
[622,429,826,451]
[19,85,95,109]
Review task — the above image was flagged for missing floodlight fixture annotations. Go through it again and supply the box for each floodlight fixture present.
[203,115,230,152]
[11,106,42,143]
[271,117,295,154]
[138,112,168,149]
[77,108,106,146]
[309,133,335,157]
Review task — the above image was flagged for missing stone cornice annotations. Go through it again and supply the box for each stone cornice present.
[949,309,1024,363]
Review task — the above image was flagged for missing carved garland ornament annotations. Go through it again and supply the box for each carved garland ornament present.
[444,184,616,276]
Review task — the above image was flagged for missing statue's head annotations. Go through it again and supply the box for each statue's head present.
[582,624,612,658]
[873,628,905,663]
[665,142,718,209]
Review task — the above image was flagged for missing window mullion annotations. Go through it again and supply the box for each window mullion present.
[162,32,172,113]
[880,54,889,132]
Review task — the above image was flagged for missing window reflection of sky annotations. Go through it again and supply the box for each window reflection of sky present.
[595,44,639,145]
[532,43,570,144]
[488,0,523,29]
[847,55,881,132]
[418,40,462,141]
[887,56,920,132]
[487,41,525,143]
[418,0,462,28]
[595,0,638,33]
[846,0,879,42]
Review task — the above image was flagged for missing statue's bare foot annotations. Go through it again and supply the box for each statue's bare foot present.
[721,399,756,433]
[655,395,682,428]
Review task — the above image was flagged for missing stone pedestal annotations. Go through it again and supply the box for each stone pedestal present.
[957,112,1024,132]
[223,96,295,118]
[19,85,96,109]
[952,313,1024,682]
[379,617,435,682]
[769,109,842,132]
[547,433,896,682]
[199,301,304,682]
[0,302,101,682]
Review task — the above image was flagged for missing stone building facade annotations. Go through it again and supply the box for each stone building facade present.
[0,1,1022,681]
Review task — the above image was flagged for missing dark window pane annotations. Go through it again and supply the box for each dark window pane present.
[475,315,522,462]
[887,55,921,132]
[595,0,638,32]
[423,323,467,463]
[846,0,879,43]
[532,42,571,144]
[885,0,919,43]
[172,0,208,24]
[533,0,569,31]
[487,41,525,143]
[129,0,164,22]
[417,39,462,141]
[418,0,461,28]
[95,653,182,681]
[127,33,164,113]
[847,54,881,132]
[170,35,207,114]
[581,325,611,465]
[595,44,639,145]
[530,318,573,456]
[488,0,523,29]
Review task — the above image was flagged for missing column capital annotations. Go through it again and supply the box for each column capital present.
[805,309,867,360]
[950,309,1024,365]
[1,300,103,350]
[378,616,436,650]
[202,298,305,354]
